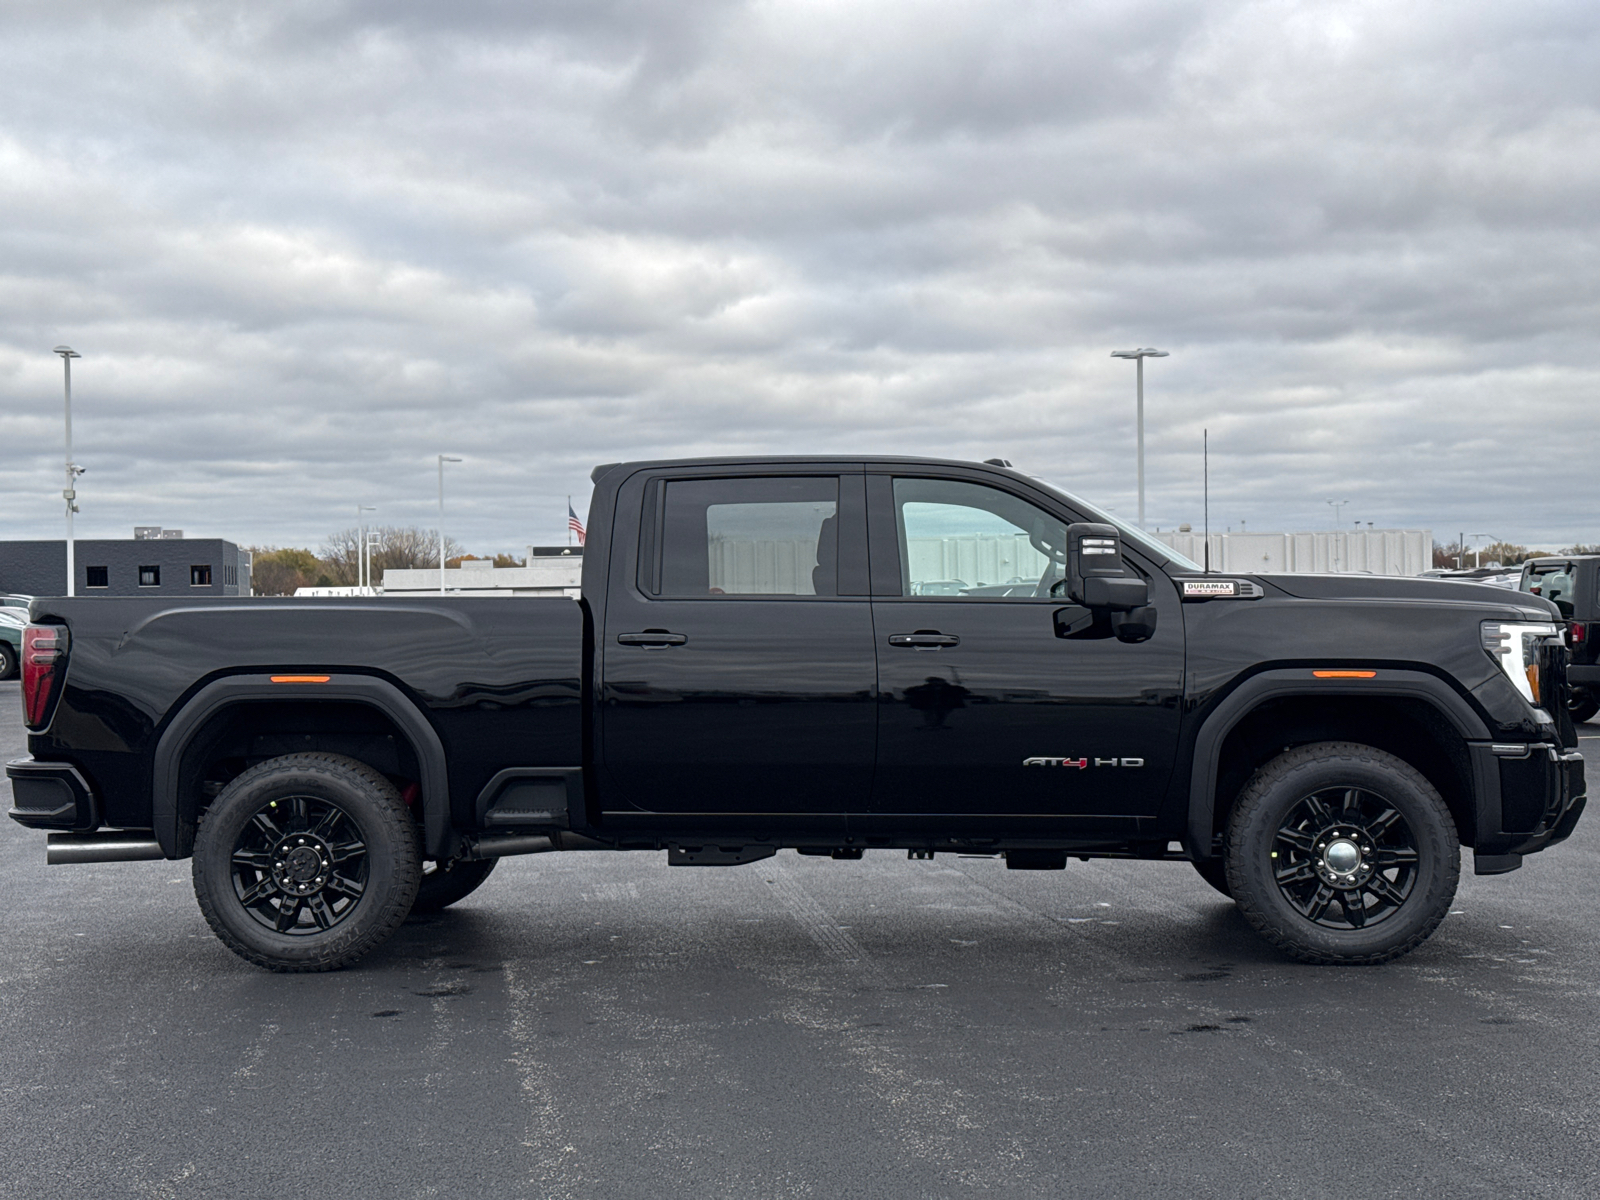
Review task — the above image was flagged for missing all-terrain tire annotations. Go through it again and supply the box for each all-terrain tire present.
[1191,857,1233,899]
[192,753,421,972]
[411,857,499,914]
[1225,741,1459,965]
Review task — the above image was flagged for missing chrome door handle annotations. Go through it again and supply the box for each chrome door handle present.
[887,632,960,649]
[616,631,688,648]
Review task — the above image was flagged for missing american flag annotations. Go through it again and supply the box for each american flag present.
[567,500,586,546]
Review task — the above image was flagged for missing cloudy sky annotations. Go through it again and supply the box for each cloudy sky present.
[2,0,1597,555]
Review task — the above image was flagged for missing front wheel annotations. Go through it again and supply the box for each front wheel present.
[192,753,421,972]
[1226,742,1459,965]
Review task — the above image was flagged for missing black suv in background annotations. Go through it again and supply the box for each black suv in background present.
[1522,556,1600,722]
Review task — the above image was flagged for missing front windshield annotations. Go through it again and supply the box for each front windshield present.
[1028,477,1205,573]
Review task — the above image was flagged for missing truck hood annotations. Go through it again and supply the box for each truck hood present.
[1255,572,1557,618]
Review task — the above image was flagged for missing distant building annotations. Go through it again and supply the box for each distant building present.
[382,548,582,598]
[1149,528,1433,576]
[0,531,251,597]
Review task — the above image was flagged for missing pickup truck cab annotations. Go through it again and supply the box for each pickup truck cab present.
[7,456,1586,971]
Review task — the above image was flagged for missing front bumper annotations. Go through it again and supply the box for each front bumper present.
[1470,741,1585,868]
[6,757,99,831]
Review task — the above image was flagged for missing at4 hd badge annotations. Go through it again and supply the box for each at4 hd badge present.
[1023,756,1145,768]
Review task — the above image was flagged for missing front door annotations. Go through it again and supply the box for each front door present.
[867,473,1184,822]
[600,470,875,826]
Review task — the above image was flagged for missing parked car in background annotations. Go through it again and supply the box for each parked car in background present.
[1521,556,1600,722]
[0,608,23,679]
[1,593,33,609]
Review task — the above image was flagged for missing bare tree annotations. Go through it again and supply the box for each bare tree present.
[322,526,467,586]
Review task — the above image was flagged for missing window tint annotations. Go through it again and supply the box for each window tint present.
[893,478,1068,599]
[660,477,839,596]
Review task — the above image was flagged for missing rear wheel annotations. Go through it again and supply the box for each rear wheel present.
[1569,689,1599,724]
[1226,742,1459,965]
[192,753,420,972]
[411,857,498,914]
[0,641,16,680]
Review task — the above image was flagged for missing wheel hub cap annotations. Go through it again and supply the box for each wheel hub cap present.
[272,834,333,897]
[1313,825,1374,889]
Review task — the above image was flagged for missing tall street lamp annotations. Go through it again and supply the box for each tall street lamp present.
[1110,348,1168,529]
[1326,499,1349,572]
[53,347,84,597]
[1471,533,1495,570]
[437,455,461,595]
[357,504,375,591]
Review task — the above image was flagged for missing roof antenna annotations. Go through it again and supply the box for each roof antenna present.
[1203,429,1210,574]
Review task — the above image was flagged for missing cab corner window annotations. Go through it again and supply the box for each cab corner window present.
[658,477,839,597]
[893,477,1068,599]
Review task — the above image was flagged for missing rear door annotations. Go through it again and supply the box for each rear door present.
[598,467,876,825]
[864,471,1184,824]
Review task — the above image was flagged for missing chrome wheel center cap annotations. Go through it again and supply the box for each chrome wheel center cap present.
[1323,838,1361,875]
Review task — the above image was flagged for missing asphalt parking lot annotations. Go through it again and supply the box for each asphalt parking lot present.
[2,682,1598,1200]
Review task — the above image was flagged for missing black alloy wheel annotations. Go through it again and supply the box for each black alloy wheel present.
[229,795,369,936]
[411,856,499,914]
[193,753,420,972]
[1267,787,1417,930]
[1226,742,1459,965]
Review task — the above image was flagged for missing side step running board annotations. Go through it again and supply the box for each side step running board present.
[48,831,166,864]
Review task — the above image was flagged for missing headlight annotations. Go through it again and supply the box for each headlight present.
[1482,619,1561,706]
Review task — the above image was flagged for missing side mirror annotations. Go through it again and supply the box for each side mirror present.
[1067,522,1148,612]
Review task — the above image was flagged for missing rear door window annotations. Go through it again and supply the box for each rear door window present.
[657,477,840,596]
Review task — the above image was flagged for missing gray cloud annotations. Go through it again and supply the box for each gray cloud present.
[2,0,1598,554]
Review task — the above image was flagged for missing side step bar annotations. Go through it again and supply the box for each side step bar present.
[48,831,166,864]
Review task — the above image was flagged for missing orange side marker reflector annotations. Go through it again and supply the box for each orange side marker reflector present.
[1312,670,1377,679]
[270,675,332,684]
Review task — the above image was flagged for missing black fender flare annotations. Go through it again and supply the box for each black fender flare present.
[1186,668,1495,858]
[151,673,451,860]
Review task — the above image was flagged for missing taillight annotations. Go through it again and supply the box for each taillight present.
[22,624,68,729]
[1571,622,1586,645]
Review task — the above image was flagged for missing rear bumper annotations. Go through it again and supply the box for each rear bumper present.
[1567,664,1600,689]
[6,757,99,831]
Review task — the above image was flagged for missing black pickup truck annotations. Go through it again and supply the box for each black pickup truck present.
[7,456,1587,971]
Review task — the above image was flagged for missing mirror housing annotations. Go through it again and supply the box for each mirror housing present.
[1067,522,1148,611]
[1111,605,1159,643]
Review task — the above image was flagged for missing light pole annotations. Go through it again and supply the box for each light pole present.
[357,504,375,591]
[366,530,381,594]
[53,347,84,597]
[1326,499,1349,572]
[1110,348,1168,529]
[437,455,461,594]
[1471,533,1495,569]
